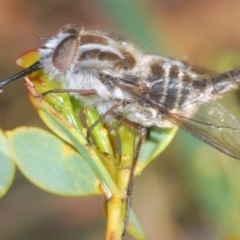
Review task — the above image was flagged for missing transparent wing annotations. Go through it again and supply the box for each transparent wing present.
[113,76,240,160]
[168,100,240,159]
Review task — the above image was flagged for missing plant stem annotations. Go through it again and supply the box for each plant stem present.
[106,196,125,240]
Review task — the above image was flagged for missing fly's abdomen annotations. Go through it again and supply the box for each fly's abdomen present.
[145,57,240,114]
[210,68,240,94]
[145,59,197,112]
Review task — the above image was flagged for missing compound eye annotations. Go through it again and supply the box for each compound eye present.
[52,35,78,72]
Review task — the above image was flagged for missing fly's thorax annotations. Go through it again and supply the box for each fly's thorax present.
[68,71,132,102]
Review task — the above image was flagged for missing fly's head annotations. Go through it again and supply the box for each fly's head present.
[0,24,81,90]
[0,23,138,91]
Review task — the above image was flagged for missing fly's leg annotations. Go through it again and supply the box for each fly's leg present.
[27,83,97,100]
[40,88,96,96]
[112,113,147,236]
[85,100,123,142]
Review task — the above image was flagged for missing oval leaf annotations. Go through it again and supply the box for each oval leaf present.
[6,127,101,196]
[0,129,15,198]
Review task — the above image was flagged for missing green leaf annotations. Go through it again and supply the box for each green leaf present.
[6,127,101,196]
[0,129,15,198]
[137,126,178,174]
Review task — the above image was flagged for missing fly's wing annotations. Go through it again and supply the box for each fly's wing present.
[113,71,240,160]
[168,100,240,159]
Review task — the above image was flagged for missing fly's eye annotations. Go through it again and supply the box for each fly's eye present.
[52,35,78,72]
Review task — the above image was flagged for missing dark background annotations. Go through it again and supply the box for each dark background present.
[1,1,240,239]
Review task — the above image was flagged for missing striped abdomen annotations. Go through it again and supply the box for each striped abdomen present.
[144,58,240,113]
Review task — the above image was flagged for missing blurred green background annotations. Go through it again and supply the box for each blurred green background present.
[1,0,240,239]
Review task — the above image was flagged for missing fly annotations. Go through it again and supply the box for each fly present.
[1,23,240,235]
